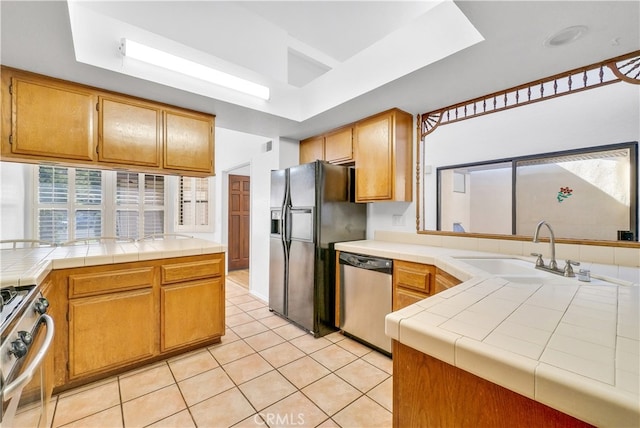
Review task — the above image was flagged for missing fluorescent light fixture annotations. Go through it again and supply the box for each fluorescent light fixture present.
[119,38,270,100]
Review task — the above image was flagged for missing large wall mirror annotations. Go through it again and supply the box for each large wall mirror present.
[438,142,637,241]
[418,53,640,245]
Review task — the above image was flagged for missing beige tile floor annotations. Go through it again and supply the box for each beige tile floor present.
[48,278,393,427]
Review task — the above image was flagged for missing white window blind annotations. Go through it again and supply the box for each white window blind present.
[116,172,140,239]
[37,166,70,243]
[74,169,102,239]
[116,172,165,239]
[35,166,165,243]
[177,176,210,231]
[144,174,165,236]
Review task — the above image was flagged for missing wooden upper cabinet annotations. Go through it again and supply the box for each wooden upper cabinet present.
[325,127,353,164]
[98,96,161,167]
[1,66,216,176]
[8,73,97,161]
[299,136,324,164]
[354,109,412,202]
[164,109,214,174]
[299,127,353,165]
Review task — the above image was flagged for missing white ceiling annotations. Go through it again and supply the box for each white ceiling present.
[1,1,638,141]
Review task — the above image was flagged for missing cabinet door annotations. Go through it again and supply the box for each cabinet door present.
[435,268,462,294]
[68,289,156,379]
[355,113,393,201]
[325,127,353,164]
[98,96,161,167]
[299,136,324,164]
[354,109,412,202]
[161,278,224,351]
[10,76,96,161]
[164,110,214,174]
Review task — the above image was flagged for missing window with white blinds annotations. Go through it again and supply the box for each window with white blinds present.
[35,166,165,243]
[37,166,103,243]
[177,176,210,231]
[115,172,165,239]
[37,166,70,243]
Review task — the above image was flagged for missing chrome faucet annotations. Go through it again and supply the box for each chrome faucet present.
[531,220,580,277]
[532,220,558,270]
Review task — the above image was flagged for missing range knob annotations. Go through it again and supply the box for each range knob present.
[10,338,27,358]
[34,297,49,315]
[18,330,33,345]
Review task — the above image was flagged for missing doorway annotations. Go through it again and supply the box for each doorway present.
[228,174,250,278]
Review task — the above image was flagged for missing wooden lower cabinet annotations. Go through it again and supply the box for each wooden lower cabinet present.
[161,277,225,351]
[50,253,225,391]
[68,289,156,379]
[393,341,592,427]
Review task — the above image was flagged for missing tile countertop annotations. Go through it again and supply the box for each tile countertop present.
[0,238,226,287]
[335,240,640,428]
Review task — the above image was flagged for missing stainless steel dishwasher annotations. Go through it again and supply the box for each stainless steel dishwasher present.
[339,252,393,355]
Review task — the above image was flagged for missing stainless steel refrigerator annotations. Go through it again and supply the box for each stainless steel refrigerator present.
[269,160,366,337]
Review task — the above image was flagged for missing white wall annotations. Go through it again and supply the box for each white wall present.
[199,129,299,301]
[421,82,640,232]
[188,127,278,300]
[0,162,29,240]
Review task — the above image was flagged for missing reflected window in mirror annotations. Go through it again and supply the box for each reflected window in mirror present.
[437,143,638,241]
[439,162,512,235]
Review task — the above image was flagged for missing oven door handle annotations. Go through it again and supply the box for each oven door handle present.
[3,314,54,400]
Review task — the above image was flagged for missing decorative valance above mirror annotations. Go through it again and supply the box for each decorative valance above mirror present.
[416,51,640,246]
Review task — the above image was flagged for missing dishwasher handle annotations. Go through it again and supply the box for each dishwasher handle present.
[339,252,393,274]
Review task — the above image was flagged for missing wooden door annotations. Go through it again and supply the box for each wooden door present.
[228,174,250,270]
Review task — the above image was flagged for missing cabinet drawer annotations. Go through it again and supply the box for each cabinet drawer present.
[69,267,154,298]
[161,257,223,284]
[394,261,434,293]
